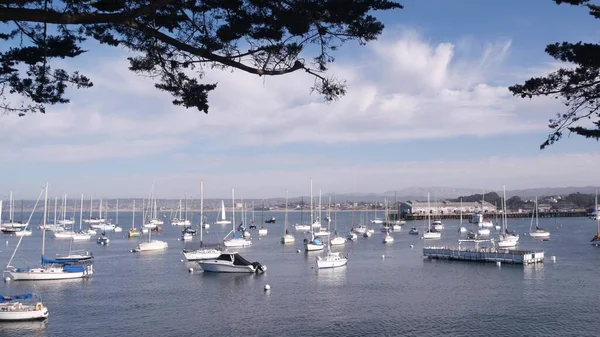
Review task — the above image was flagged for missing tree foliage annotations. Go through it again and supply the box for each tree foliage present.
[509,0,600,149]
[449,192,501,206]
[0,0,402,115]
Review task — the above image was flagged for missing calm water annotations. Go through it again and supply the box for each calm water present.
[0,210,599,337]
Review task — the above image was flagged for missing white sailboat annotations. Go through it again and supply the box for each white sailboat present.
[215,200,232,225]
[183,181,222,261]
[223,189,251,248]
[458,198,467,233]
[304,179,324,251]
[329,196,346,246]
[497,186,519,248]
[294,197,311,231]
[5,183,94,281]
[528,196,550,239]
[280,190,295,244]
[133,184,168,252]
[316,210,347,269]
[2,192,28,229]
[171,197,191,226]
[591,191,600,246]
[57,194,74,226]
[423,193,441,239]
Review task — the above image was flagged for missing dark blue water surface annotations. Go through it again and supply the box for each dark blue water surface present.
[0,211,598,337]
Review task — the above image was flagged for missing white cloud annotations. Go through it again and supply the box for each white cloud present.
[0,28,559,157]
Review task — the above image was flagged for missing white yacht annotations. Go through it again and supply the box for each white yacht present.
[197,252,267,273]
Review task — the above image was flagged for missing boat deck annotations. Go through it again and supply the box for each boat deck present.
[423,246,545,265]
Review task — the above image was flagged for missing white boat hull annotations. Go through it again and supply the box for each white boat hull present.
[497,239,518,248]
[478,228,491,236]
[258,228,268,236]
[294,224,311,231]
[330,236,346,246]
[223,238,252,248]
[7,265,93,281]
[316,253,347,269]
[183,249,222,261]
[281,234,295,244]
[135,240,168,252]
[530,231,550,238]
[181,233,193,241]
[347,233,358,241]
[423,232,441,239]
[215,220,232,225]
[305,243,324,251]
[383,235,394,243]
[198,262,257,273]
[0,304,48,321]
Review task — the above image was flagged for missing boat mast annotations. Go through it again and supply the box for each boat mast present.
[232,188,235,236]
[184,193,188,222]
[79,194,83,231]
[53,197,57,226]
[89,196,93,220]
[310,178,313,232]
[42,183,48,258]
[284,190,288,235]
[132,199,136,230]
[200,180,204,245]
[116,199,119,225]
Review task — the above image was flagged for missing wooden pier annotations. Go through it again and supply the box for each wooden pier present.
[423,246,545,265]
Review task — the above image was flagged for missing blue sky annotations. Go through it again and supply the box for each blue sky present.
[1,0,600,199]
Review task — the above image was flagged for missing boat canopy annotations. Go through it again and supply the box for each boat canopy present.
[232,253,252,266]
[0,293,33,302]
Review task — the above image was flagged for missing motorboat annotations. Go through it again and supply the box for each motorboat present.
[409,227,419,235]
[0,293,48,321]
[197,252,267,273]
[347,232,358,241]
[265,217,276,224]
[316,251,347,269]
[181,232,193,241]
[431,220,444,231]
[97,233,110,245]
[258,227,268,236]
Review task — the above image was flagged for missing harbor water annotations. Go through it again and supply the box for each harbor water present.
[1,211,598,337]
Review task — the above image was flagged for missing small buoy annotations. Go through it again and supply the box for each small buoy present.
[130,249,134,253]
[420,236,423,240]
[296,249,301,253]
[189,268,194,273]
[180,259,184,262]
[496,261,501,267]
[410,244,414,249]
[551,256,556,263]
[4,277,10,282]
[382,254,385,259]
[264,284,271,291]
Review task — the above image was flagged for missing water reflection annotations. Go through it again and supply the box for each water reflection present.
[316,267,347,286]
[523,263,545,281]
[0,319,47,335]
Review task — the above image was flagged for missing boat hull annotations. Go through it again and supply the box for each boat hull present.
[305,243,324,251]
[0,305,48,321]
[423,232,441,239]
[223,238,251,248]
[183,249,222,261]
[135,241,168,252]
[530,232,550,238]
[197,261,264,273]
[281,235,295,244]
[330,237,346,246]
[7,266,93,281]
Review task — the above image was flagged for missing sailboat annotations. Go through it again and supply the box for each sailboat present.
[329,196,346,246]
[2,192,28,230]
[458,198,467,233]
[529,196,551,239]
[223,189,252,248]
[183,180,222,260]
[0,292,49,321]
[128,200,141,238]
[215,200,232,225]
[52,194,91,241]
[316,207,348,269]
[497,186,519,248]
[382,200,394,243]
[304,179,324,251]
[423,193,441,239]
[133,184,168,252]
[591,192,600,245]
[171,197,191,226]
[57,194,74,226]
[5,183,94,281]
[281,190,295,244]
[313,191,330,237]
[294,197,311,231]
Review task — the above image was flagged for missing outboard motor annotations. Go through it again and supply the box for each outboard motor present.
[251,262,266,273]
[303,238,309,244]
